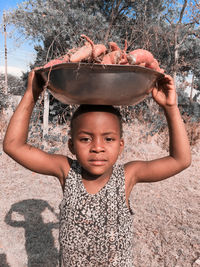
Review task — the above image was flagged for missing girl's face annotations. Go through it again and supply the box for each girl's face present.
[69,111,124,179]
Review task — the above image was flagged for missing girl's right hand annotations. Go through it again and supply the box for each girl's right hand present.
[27,69,45,101]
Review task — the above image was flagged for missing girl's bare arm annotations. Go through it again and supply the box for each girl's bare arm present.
[125,75,191,188]
[3,70,70,185]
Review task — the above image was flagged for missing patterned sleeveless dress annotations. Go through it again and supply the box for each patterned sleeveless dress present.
[59,160,134,267]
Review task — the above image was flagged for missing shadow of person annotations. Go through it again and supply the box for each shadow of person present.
[5,199,60,267]
[0,253,11,267]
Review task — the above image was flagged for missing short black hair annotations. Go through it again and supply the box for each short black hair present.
[70,104,123,137]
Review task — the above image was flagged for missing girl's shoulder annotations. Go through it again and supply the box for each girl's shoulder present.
[59,156,76,190]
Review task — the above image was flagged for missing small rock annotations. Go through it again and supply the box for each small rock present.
[195,258,200,265]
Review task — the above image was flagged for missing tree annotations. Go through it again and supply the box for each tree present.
[160,0,200,79]
[0,73,24,95]
[6,0,111,66]
[5,0,200,68]
[5,0,169,65]
[4,0,200,128]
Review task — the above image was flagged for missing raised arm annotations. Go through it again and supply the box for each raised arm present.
[125,75,191,187]
[3,70,70,185]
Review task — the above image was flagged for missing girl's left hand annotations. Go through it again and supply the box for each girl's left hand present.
[152,74,177,108]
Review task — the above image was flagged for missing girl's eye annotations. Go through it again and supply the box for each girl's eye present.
[80,137,91,143]
[105,137,114,142]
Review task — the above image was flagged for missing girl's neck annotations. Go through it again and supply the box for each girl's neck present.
[81,167,113,181]
[81,167,113,195]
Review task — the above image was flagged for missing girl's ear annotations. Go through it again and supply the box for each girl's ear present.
[119,138,124,155]
[68,138,75,155]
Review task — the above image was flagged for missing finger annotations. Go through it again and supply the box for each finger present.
[163,74,174,85]
[152,87,159,98]
[158,75,173,90]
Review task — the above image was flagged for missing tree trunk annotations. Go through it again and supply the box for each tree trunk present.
[173,0,188,87]
[190,73,194,104]
[173,42,178,87]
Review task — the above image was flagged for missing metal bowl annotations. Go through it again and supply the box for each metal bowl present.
[36,63,164,105]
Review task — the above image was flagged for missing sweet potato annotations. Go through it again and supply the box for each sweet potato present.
[109,42,121,51]
[119,41,128,64]
[81,34,106,59]
[119,55,129,65]
[108,40,128,64]
[145,59,164,73]
[127,49,163,72]
[101,51,121,65]
[93,44,107,58]
[43,35,163,72]
[70,42,92,63]
[44,58,66,68]
[60,54,69,62]
[127,49,154,65]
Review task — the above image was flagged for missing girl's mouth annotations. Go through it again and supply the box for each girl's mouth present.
[89,159,107,166]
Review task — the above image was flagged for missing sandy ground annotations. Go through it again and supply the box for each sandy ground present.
[0,124,200,267]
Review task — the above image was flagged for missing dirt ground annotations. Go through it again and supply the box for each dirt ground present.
[0,124,200,267]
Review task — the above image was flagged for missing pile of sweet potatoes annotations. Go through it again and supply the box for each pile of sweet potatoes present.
[44,35,164,73]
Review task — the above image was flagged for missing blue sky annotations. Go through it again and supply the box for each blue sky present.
[0,0,36,76]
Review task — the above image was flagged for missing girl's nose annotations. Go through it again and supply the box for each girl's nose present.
[90,138,105,153]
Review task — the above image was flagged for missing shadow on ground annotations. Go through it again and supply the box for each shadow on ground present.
[5,199,60,267]
[0,253,11,267]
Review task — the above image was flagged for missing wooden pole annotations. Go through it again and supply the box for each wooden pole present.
[3,10,8,94]
[43,90,49,140]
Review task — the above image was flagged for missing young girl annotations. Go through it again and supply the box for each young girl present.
[3,70,191,266]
